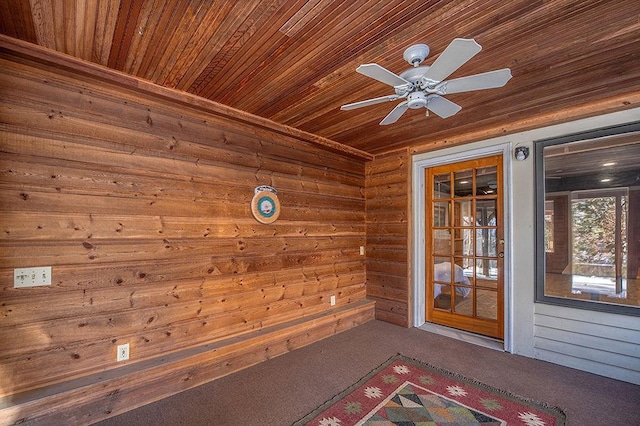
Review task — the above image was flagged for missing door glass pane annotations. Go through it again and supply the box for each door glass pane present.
[433,201,450,227]
[476,199,496,226]
[434,256,451,266]
[433,173,451,199]
[454,170,473,197]
[454,257,474,285]
[477,289,497,319]
[457,199,474,226]
[476,166,497,196]
[433,261,453,284]
[456,228,474,256]
[434,285,453,310]
[476,228,497,256]
[433,230,451,255]
[476,259,498,289]
[453,288,473,316]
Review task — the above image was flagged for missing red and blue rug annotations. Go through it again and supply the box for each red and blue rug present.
[295,355,566,425]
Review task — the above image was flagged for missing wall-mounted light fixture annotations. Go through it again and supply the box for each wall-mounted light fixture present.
[514,146,529,161]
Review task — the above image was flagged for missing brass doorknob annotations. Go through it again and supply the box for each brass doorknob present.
[498,252,504,258]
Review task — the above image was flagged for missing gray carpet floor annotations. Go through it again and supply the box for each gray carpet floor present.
[96,319,640,425]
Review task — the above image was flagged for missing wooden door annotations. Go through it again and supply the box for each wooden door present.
[426,155,504,339]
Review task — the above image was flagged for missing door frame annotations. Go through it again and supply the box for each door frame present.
[412,143,514,352]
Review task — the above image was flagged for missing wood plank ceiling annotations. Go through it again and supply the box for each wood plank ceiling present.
[1,0,639,155]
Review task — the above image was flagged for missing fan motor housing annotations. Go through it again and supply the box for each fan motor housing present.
[407,92,427,109]
[400,66,430,84]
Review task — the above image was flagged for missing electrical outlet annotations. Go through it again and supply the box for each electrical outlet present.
[14,267,52,288]
[330,295,336,306]
[359,246,365,255]
[117,343,130,362]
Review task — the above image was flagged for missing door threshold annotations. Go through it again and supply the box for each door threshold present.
[418,322,504,351]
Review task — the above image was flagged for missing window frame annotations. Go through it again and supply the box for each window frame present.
[534,121,640,316]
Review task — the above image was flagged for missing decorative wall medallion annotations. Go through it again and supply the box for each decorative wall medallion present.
[251,185,280,224]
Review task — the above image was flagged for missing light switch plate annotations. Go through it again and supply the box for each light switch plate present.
[117,343,130,362]
[14,267,52,288]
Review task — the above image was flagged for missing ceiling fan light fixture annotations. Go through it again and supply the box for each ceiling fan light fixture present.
[407,91,427,109]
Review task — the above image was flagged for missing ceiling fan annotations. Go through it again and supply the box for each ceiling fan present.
[340,38,512,125]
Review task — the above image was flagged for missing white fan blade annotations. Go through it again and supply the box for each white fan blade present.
[443,69,512,94]
[357,63,410,87]
[340,94,401,110]
[426,95,462,118]
[380,101,409,125]
[422,38,482,83]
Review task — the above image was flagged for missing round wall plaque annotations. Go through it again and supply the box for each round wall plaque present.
[251,186,280,224]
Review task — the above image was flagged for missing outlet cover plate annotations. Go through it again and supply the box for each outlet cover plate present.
[14,267,52,288]
[117,343,130,362]
[330,295,336,306]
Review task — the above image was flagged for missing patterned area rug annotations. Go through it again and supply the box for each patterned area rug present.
[295,355,566,426]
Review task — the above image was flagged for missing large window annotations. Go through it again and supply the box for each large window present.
[535,122,640,315]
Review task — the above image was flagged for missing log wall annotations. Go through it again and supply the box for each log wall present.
[365,150,411,327]
[0,40,371,420]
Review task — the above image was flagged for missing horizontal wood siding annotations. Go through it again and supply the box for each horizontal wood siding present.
[365,151,410,326]
[534,303,640,384]
[0,48,367,398]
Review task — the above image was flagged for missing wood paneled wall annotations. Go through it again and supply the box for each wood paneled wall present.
[0,42,369,401]
[365,150,411,327]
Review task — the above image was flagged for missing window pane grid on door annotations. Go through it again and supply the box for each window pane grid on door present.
[426,155,503,339]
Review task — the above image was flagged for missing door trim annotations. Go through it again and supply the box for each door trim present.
[412,143,514,352]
